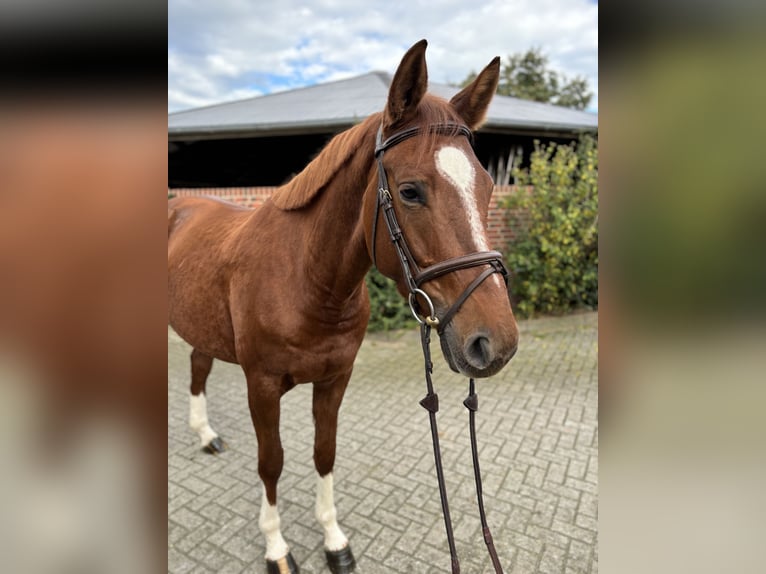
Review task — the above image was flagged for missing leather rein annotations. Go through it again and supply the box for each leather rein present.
[371,122,507,574]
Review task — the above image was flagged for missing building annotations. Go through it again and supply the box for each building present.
[168,71,597,189]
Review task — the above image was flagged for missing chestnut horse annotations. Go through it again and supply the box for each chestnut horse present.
[168,40,519,573]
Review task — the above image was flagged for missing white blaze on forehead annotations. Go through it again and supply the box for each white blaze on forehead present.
[435,146,489,251]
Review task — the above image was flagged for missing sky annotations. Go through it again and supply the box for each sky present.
[168,0,598,114]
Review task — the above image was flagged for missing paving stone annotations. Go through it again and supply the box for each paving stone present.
[169,311,598,573]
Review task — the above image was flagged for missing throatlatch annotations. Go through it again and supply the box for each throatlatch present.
[373,122,508,573]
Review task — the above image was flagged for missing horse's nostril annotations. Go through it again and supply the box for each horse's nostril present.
[465,335,492,369]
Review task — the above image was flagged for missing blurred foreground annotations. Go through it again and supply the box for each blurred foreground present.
[0,101,167,573]
[600,5,766,572]
[0,3,166,569]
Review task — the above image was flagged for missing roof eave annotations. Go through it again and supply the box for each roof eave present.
[168,119,361,141]
[169,119,597,142]
[483,118,597,130]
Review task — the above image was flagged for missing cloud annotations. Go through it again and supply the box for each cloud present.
[168,0,597,113]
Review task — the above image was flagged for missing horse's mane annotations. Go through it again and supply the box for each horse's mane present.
[271,94,465,211]
[270,115,378,211]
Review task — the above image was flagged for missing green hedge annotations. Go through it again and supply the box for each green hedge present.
[504,134,598,317]
[365,268,416,332]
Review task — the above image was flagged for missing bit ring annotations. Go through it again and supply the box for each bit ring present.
[409,288,439,326]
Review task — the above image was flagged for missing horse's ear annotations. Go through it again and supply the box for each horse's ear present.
[450,56,500,130]
[384,39,429,130]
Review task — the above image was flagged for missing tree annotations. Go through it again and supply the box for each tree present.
[462,48,593,110]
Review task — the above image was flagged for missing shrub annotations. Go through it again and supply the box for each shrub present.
[365,268,416,332]
[505,134,598,317]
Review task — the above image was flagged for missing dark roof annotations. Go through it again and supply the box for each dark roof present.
[169,72,597,139]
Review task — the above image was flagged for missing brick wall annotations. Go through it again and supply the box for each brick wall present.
[487,185,522,249]
[169,185,524,251]
[168,186,276,209]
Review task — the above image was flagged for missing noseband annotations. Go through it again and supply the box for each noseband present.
[371,122,508,574]
[371,122,509,333]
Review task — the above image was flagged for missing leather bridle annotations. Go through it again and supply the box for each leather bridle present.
[371,122,508,574]
[371,123,510,333]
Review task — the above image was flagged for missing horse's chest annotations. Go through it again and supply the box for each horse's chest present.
[290,336,360,382]
[241,320,365,383]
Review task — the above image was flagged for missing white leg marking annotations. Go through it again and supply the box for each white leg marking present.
[259,489,290,561]
[315,473,349,551]
[189,392,218,446]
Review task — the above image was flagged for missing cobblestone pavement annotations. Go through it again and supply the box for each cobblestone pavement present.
[169,312,598,574]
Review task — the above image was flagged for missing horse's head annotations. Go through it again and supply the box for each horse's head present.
[364,40,519,378]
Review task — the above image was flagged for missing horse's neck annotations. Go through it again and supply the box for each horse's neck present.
[302,129,376,308]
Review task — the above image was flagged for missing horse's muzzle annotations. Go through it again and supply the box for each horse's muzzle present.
[439,326,517,379]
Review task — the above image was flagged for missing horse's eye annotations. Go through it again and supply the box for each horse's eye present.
[399,185,422,203]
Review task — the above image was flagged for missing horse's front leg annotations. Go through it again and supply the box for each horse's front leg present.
[246,373,299,574]
[188,348,226,454]
[313,373,356,573]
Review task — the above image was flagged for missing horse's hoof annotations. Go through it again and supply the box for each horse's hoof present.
[325,546,356,573]
[265,552,300,574]
[202,436,226,454]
